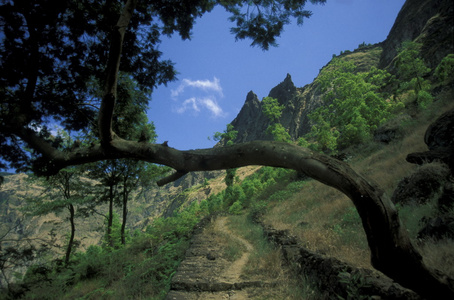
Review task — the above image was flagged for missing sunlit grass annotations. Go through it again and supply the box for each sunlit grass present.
[225,214,320,299]
[262,97,454,271]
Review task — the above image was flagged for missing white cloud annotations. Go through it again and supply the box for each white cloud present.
[171,77,226,118]
[171,77,223,98]
[200,97,224,117]
[176,97,199,114]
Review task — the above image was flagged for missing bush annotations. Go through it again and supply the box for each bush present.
[73,245,105,281]
[434,53,454,84]
[417,90,434,110]
[229,201,243,215]
[249,201,268,219]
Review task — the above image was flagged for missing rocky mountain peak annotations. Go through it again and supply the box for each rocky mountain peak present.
[230,91,269,143]
[230,0,453,145]
[245,90,260,104]
[268,73,297,104]
[230,72,322,144]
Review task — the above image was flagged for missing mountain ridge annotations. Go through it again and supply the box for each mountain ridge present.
[229,0,453,146]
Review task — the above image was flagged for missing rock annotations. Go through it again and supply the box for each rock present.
[417,217,454,241]
[206,252,216,261]
[379,0,454,70]
[258,219,421,300]
[268,73,297,105]
[229,74,325,144]
[230,91,269,143]
[391,163,450,205]
[425,109,454,150]
[438,181,454,212]
[374,114,410,144]
[407,109,454,172]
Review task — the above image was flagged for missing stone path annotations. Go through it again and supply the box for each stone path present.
[166,216,280,300]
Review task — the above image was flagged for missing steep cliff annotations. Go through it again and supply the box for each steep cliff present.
[230,0,453,144]
[230,48,382,143]
[379,0,453,69]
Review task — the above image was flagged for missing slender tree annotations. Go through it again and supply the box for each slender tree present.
[86,73,161,247]
[24,166,93,265]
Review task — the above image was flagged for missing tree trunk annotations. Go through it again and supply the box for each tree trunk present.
[121,187,128,245]
[107,184,114,248]
[65,203,75,265]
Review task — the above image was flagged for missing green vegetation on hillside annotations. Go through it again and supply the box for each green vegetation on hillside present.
[7,203,206,299]
[2,40,453,299]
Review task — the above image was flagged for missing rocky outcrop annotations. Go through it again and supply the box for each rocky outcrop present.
[379,0,454,70]
[228,0,453,146]
[391,163,451,205]
[230,74,325,144]
[407,109,454,172]
[260,223,422,300]
[417,216,454,241]
[230,91,270,143]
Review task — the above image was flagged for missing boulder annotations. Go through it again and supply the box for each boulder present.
[391,163,450,205]
[417,216,454,241]
[424,109,454,150]
[374,114,411,144]
[407,109,454,172]
[438,181,454,212]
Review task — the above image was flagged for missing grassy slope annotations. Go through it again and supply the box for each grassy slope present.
[261,90,454,272]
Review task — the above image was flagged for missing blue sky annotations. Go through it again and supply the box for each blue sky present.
[147,0,406,150]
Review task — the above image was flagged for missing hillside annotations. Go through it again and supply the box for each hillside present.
[229,0,453,145]
[1,0,453,298]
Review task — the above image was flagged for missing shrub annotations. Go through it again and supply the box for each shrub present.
[229,201,243,215]
[73,245,105,281]
[417,90,434,110]
[434,54,454,84]
[307,59,398,152]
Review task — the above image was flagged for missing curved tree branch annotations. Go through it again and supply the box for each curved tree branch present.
[32,137,453,298]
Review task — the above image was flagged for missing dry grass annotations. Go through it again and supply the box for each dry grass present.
[264,181,372,269]
[263,97,454,271]
[226,214,319,299]
[418,239,454,279]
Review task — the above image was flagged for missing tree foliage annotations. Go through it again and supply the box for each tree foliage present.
[302,58,401,152]
[434,54,454,84]
[0,0,326,173]
[262,97,292,142]
[394,41,433,109]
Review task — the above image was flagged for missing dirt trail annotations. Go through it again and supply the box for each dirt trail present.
[215,217,254,283]
[166,216,280,300]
